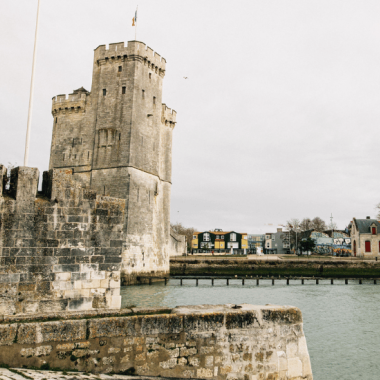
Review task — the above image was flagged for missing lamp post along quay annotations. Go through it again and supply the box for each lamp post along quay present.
[24,0,41,166]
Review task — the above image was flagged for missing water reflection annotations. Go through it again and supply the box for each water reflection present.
[121,281,380,380]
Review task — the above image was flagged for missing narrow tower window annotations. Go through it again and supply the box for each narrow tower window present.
[103,89,107,96]
[122,86,126,94]
[55,117,57,123]
[118,66,122,72]
[153,96,156,105]
[142,90,145,99]
[149,73,152,80]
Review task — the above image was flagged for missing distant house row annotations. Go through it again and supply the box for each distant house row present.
[189,217,380,257]
[192,229,248,253]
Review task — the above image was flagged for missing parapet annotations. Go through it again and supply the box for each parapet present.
[51,87,89,115]
[0,304,313,379]
[0,164,6,197]
[161,104,177,126]
[8,166,39,202]
[94,41,166,74]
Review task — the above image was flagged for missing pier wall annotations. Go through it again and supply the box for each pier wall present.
[0,304,312,380]
[170,257,380,278]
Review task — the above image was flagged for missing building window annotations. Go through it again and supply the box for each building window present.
[216,235,220,239]
[55,117,57,123]
[118,66,122,72]
[149,73,152,80]
[221,235,224,240]
[372,227,377,235]
[122,86,126,94]
[103,89,106,96]
[230,233,236,242]
[142,90,145,99]
[193,235,197,240]
[204,233,210,242]
[153,96,156,105]
[365,240,371,252]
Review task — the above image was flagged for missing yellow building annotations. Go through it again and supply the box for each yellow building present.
[192,230,248,253]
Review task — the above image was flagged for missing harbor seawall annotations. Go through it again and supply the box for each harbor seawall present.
[0,304,312,379]
[170,257,380,278]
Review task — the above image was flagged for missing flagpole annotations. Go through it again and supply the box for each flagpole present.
[135,5,138,40]
[24,0,41,167]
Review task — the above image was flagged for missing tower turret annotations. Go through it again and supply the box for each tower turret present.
[49,41,177,284]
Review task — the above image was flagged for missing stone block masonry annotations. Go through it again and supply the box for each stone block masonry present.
[49,41,181,285]
[0,166,124,314]
[0,40,185,314]
[0,304,313,380]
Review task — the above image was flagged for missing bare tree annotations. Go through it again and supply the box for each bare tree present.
[286,219,301,250]
[311,217,327,232]
[170,222,197,252]
[300,218,313,231]
[327,221,338,230]
[376,203,380,219]
[286,218,301,232]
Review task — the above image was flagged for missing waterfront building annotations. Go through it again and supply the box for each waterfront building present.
[350,217,380,257]
[264,228,290,254]
[248,234,264,254]
[192,230,248,254]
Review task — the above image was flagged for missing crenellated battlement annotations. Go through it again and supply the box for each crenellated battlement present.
[161,104,177,126]
[0,165,6,198]
[94,41,166,75]
[0,165,125,314]
[51,87,89,115]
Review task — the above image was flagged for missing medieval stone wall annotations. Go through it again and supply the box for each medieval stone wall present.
[170,228,186,256]
[0,164,185,314]
[0,166,124,314]
[49,41,177,286]
[0,304,313,380]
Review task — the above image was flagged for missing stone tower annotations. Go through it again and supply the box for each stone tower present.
[50,41,177,284]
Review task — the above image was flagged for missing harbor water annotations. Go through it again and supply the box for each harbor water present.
[121,279,380,380]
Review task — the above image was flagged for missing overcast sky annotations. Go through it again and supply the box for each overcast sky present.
[1,0,380,233]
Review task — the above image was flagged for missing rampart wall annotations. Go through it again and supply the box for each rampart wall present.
[0,165,124,314]
[0,304,313,380]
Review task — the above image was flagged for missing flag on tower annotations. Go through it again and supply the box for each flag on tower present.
[132,9,137,26]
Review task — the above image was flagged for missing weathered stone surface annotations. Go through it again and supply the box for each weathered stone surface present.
[39,320,87,342]
[0,304,313,379]
[0,40,185,316]
[0,324,17,346]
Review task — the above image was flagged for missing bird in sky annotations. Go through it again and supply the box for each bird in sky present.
[183,77,188,79]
